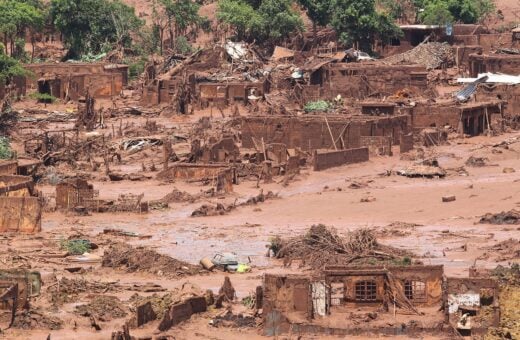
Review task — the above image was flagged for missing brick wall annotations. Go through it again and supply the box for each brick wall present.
[241,116,408,151]
[313,147,369,171]
[359,136,392,156]
[322,64,428,99]
[400,133,414,153]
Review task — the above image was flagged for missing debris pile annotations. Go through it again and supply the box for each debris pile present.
[272,224,412,269]
[102,243,203,277]
[48,277,120,306]
[466,156,489,167]
[383,42,454,69]
[479,239,520,262]
[11,310,63,330]
[480,210,520,225]
[75,295,127,321]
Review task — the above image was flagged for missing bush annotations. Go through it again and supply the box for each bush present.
[29,92,57,103]
[0,137,12,159]
[304,100,331,113]
[128,59,146,80]
[59,239,91,255]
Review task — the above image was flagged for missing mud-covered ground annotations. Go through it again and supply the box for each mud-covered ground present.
[2,98,520,338]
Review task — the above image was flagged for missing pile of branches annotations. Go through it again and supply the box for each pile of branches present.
[383,42,454,70]
[272,224,412,269]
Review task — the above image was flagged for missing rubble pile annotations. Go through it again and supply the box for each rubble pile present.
[383,42,454,69]
[480,210,520,224]
[466,156,489,167]
[48,277,120,306]
[479,239,520,261]
[273,224,413,269]
[11,310,63,330]
[102,242,203,277]
[75,295,128,321]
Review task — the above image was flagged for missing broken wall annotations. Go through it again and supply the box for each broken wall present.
[469,53,520,78]
[313,148,369,171]
[0,196,41,233]
[445,277,500,332]
[241,115,408,151]
[320,64,428,99]
[24,63,127,100]
[263,274,312,336]
[0,161,18,175]
[359,136,392,156]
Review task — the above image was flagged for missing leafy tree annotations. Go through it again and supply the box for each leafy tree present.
[419,0,453,25]
[217,0,303,45]
[50,0,143,58]
[331,0,401,51]
[159,0,209,52]
[297,0,331,44]
[217,0,264,41]
[0,0,44,57]
[416,0,494,25]
[0,50,26,82]
[259,0,303,41]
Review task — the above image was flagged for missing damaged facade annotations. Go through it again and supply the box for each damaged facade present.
[0,175,42,233]
[262,265,499,337]
[24,63,128,101]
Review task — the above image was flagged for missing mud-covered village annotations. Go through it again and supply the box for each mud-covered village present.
[0,0,519,338]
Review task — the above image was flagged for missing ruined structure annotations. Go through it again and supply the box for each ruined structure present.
[55,178,97,210]
[411,101,502,135]
[262,265,447,336]
[469,53,520,77]
[306,63,428,99]
[241,115,408,151]
[0,175,41,233]
[262,265,499,337]
[24,63,128,101]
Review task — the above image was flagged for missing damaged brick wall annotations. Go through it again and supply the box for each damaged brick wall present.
[469,53,520,78]
[400,133,414,153]
[0,175,41,233]
[0,161,18,175]
[25,63,127,100]
[241,115,408,151]
[313,148,369,171]
[320,64,428,99]
[359,136,392,156]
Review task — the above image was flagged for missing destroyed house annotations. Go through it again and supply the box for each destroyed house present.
[378,25,446,57]
[446,277,500,336]
[468,53,520,77]
[308,63,428,99]
[262,265,447,336]
[55,178,97,210]
[476,83,520,117]
[24,63,128,101]
[241,115,408,151]
[0,160,18,175]
[198,80,268,106]
[411,101,502,136]
[0,175,41,233]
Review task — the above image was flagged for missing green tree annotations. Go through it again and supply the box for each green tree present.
[217,0,303,45]
[159,0,209,52]
[0,0,44,57]
[50,0,143,58]
[419,0,453,25]
[217,0,264,41]
[0,51,26,82]
[331,0,401,51]
[298,0,331,45]
[416,0,494,25]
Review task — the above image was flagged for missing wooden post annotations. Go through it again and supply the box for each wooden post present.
[324,116,337,150]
